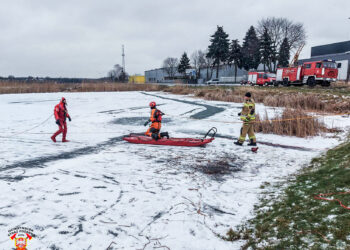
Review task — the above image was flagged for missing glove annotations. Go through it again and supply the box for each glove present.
[250,109,255,115]
[245,117,251,122]
[68,117,72,122]
[238,113,241,116]
[56,119,61,125]
[144,121,149,126]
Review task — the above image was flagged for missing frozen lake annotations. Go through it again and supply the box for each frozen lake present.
[0,91,348,249]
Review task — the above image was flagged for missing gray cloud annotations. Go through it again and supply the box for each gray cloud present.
[0,0,349,78]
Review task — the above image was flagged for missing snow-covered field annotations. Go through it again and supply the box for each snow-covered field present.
[0,91,349,249]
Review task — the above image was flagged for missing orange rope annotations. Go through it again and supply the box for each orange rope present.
[189,112,350,125]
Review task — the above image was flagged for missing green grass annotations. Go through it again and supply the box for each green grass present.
[224,141,350,249]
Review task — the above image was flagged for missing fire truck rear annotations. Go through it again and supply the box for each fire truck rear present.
[248,72,276,86]
[276,60,338,87]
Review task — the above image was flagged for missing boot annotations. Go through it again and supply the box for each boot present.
[62,139,70,143]
[151,133,159,141]
[160,132,169,139]
[234,141,243,146]
[247,139,257,146]
[51,135,56,143]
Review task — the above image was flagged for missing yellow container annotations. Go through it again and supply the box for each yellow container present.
[129,75,145,84]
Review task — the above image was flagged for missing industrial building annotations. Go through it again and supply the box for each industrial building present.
[128,75,145,84]
[145,64,247,83]
[299,40,350,81]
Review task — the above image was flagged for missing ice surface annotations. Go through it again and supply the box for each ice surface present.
[0,91,349,249]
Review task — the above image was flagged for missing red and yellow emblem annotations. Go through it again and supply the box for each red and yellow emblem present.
[10,232,32,250]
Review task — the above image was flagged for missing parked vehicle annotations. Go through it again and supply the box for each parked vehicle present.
[247,72,276,86]
[240,75,248,85]
[206,77,239,85]
[206,78,220,85]
[276,59,338,87]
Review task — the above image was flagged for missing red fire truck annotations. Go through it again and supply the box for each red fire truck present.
[247,72,276,86]
[276,60,338,87]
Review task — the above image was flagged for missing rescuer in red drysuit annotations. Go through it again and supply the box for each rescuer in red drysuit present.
[51,97,72,142]
[144,101,169,140]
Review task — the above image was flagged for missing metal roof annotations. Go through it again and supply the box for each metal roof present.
[311,40,350,57]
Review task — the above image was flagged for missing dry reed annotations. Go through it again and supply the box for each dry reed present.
[255,109,337,137]
[0,81,166,94]
[2,81,350,114]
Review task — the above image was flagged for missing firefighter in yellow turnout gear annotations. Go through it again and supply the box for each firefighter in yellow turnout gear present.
[234,92,257,146]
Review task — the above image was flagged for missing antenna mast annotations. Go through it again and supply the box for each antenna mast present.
[122,45,125,74]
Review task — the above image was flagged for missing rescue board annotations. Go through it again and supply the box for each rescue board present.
[123,127,217,147]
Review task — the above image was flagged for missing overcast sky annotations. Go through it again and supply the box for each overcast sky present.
[0,0,349,78]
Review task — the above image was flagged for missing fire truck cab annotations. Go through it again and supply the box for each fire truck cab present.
[276,60,338,87]
[248,72,276,86]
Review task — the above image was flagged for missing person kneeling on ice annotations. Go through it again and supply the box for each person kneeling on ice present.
[51,97,72,143]
[144,101,169,140]
[234,92,257,146]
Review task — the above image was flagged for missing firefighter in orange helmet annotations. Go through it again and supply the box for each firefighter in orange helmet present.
[144,101,169,140]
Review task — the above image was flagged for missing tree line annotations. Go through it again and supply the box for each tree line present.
[162,17,306,82]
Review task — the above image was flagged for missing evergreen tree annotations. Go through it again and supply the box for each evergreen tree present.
[241,26,261,71]
[207,26,230,78]
[228,39,243,83]
[260,27,274,72]
[278,37,290,67]
[178,52,191,78]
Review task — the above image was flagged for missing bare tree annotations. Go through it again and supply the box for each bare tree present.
[107,64,124,81]
[257,17,306,71]
[162,57,179,79]
[203,52,215,81]
[191,50,206,79]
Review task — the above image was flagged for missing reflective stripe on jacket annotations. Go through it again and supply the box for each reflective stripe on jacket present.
[240,99,255,123]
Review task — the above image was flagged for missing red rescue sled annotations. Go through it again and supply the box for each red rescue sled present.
[123,127,217,147]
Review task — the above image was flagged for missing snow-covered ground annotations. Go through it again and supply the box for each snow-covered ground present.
[0,91,349,249]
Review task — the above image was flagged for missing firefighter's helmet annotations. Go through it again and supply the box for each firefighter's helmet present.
[149,101,156,108]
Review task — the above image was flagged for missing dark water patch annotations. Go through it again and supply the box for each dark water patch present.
[99,104,164,114]
[53,214,66,220]
[73,224,83,236]
[49,244,62,250]
[9,99,57,105]
[108,230,119,237]
[0,175,24,182]
[193,156,244,176]
[90,191,123,220]
[177,129,316,152]
[141,92,225,119]
[2,135,125,174]
[204,203,236,216]
[111,117,172,126]
[214,134,316,152]
[0,213,16,217]
[215,104,236,107]
[99,109,124,114]
[180,108,202,116]
[93,186,107,189]
[58,192,81,196]
[103,175,120,184]
[153,212,164,221]
[74,174,87,178]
